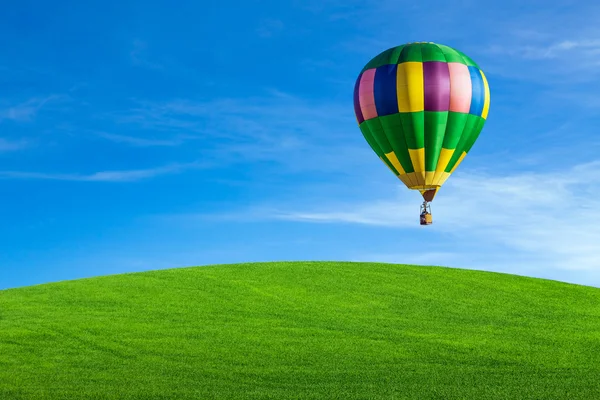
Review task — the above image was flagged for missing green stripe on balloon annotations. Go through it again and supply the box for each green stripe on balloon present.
[361,49,391,72]
[424,111,448,172]
[358,123,383,158]
[444,114,480,172]
[399,112,425,149]
[379,114,415,173]
[386,45,406,65]
[399,44,423,63]
[360,45,408,72]
[360,123,402,175]
[360,43,481,73]
[361,48,394,72]
[365,121,403,175]
[455,49,479,67]
[363,118,393,155]
[442,112,469,149]
[436,44,467,64]
[464,117,486,153]
[421,44,446,62]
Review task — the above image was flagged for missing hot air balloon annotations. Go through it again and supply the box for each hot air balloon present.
[353,42,490,225]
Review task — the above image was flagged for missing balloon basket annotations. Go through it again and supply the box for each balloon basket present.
[419,201,432,226]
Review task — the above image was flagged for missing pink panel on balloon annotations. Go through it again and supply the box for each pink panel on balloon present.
[448,62,472,114]
[358,68,378,120]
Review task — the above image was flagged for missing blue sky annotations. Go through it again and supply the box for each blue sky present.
[2,0,600,290]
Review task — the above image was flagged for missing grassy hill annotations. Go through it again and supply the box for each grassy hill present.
[1,261,599,399]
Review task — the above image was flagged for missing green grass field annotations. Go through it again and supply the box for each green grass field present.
[1,261,599,399]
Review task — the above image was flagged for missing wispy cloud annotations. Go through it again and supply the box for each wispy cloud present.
[256,19,284,38]
[469,6,600,83]
[130,39,163,70]
[0,96,64,122]
[0,161,208,182]
[327,0,600,85]
[112,91,370,174]
[482,36,600,81]
[194,160,600,284]
[93,131,193,147]
[492,39,600,60]
[0,138,29,152]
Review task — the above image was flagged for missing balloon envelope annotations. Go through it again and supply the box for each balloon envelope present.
[353,42,490,201]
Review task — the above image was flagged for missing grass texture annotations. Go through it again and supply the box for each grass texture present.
[1,261,599,399]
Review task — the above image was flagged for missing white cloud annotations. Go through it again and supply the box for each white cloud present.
[473,9,600,83]
[0,161,208,182]
[485,38,600,64]
[328,0,600,86]
[204,160,600,286]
